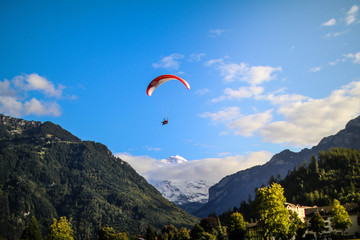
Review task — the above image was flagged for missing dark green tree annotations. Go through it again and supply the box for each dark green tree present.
[200,217,218,234]
[227,212,246,240]
[145,225,157,240]
[189,224,204,240]
[308,212,325,240]
[21,216,42,240]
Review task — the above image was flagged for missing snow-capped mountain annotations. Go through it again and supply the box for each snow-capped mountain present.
[153,179,212,205]
[150,155,214,212]
[160,155,188,164]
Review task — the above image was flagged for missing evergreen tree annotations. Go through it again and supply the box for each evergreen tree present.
[21,216,42,240]
[330,199,352,234]
[47,217,74,240]
[227,212,246,240]
[189,224,204,240]
[200,217,218,234]
[145,225,157,240]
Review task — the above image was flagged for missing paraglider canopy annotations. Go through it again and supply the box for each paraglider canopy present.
[146,74,190,96]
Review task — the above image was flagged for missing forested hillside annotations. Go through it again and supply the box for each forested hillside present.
[280,147,360,206]
[0,114,198,240]
[218,148,360,224]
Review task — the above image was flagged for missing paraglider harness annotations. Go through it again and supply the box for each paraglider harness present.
[161,118,168,125]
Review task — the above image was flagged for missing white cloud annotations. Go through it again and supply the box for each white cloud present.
[309,67,321,72]
[199,106,241,123]
[115,151,272,183]
[329,58,346,66]
[206,59,281,85]
[0,96,23,117]
[226,110,273,137]
[210,86,264,102]
[244,66,282,85]
[152,53,184,70]
[260,81,360,146]
[345,5,358,25]
[13,73,64,97]
[0,74,65,117]
[201,80,360,147]
[24,98,61,116]
[189,53,206,62]
[322,18,336,26]
[345,52,360,64]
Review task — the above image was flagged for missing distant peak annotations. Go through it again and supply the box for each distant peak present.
[346,115,360,129]
[160,155,188,164]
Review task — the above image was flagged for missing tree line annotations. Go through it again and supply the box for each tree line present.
[19,182,354,240]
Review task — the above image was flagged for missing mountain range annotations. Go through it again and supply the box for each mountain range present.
[194,115,360,217]
[0,114,198,240]
[150,155,211,213]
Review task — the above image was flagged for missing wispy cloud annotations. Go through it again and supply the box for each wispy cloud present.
[206,59,282,85]
[189,53,206,62]
[322,18,336,26]
[309,66,322,72]
[208,29,229,38]
[195,88,210,95]
[199,106,241,123]
[115,151,272,184]
[0,74,64,117]
[210,86,264,102]
[345,5,358,25]
[344,52,360,64]
[325,31,345,38]
[152,53,184,70]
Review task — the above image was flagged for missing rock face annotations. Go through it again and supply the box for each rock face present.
[0,114,198,240]
[194,116,360,217]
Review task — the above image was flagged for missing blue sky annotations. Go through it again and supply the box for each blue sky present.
[1,0,360,184]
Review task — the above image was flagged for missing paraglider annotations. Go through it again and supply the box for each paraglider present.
[147,74,190,125]
[161,118,168,125]
[146,74,190,97]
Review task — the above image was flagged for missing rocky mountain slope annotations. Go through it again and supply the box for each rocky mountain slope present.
[194,115,360,217]
[0,114,199,239]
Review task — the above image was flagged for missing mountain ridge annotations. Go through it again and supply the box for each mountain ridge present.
[194,115,360,217]
[0,114,198,239]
